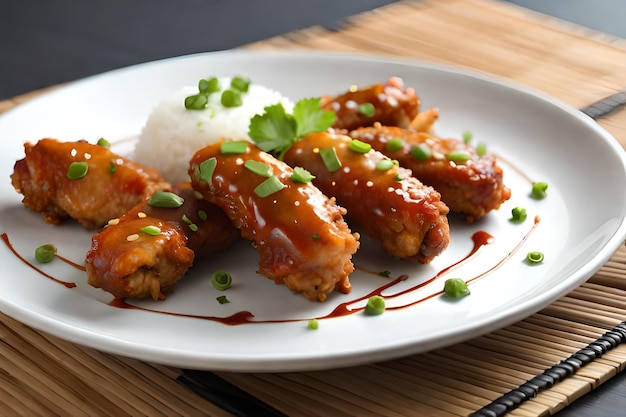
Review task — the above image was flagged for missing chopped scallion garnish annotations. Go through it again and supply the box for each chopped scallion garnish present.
[447,150,472,163]
[96,137,110,148]
[476,142,487,156]
[410,143,432,160]
[386,138,404,152]
[140,225,161,236]
[510,207,527,223]
[198,77,220,94]
[231,76,250,93]
[67,161,89,179]
[348,139,372,154]
[375,159,395,172]
[35,244,56,264]
[444,278,470,299]
[244,160,272,177]
[254,175,286,197]
[216,295,230,304]
[319,147,342,172]
[221,89,242,107]
[358,102,375,117]
[184,94,208,110]
[462,130,473,144]
[199,157,218,186]
[307,319,319,330]
[148,191,185,208]
[364,296,385,315]
[211,269,233,291]
[290,166,316,183]
[531,182,548,199]
[526,251,544,264]
[220,140,248,154]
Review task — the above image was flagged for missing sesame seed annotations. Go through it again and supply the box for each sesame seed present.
[126,234,139,241]
[137,212,147,218]
[107,218,120,226]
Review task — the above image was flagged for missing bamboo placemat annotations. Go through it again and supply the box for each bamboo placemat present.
[2,0,626,416]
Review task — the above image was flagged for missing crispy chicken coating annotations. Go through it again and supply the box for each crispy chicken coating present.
[85,183,239,300]
[322,76,420,131]
[349,125,511,221]
[283,131,449,263]
[189,140,359,302]
[11,138,169,229]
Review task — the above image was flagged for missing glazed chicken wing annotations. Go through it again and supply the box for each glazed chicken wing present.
[322,77,420,131]
[85,183,239,300]
[189,140,359,302]
[283,131,449,263]
[11,138,170,229]
[349,125,511,221]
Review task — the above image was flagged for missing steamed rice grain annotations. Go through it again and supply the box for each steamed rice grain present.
[134,78,293,184]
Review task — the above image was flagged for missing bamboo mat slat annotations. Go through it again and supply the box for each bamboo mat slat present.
[2,0,626,416]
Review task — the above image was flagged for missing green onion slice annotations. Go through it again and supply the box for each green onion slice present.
[197,210,208,221]
[199,77,220,94]
[410,143,432,160]
[526,251,544,264]
[348,139,372,154]
[375,159,395,172]
[254,175,286,197]
[307,319,319,330]
[290,166,316,183]
[109,161,116,174]
[462,130,473,144]
[199,157,218,185]
[211,269,233,291]
[140,225,161,236]
[35,244,56,264]
[184,93,208,110]
[476,142,487,156]
[358,102,375,117]
[221,89,242,107]
[319,147,342,172]
[67,161,89,179]
[231,76,250,93]
[444,278,470,299]
[216,295,230,304]
[220,140,248,155]
[96,137,110,148]
[531,182,548,199]
[148,191,185,208]
[386,138,404,152]
[244,160,272,177]
[447,150,472,163]
[510,207,527,223]
[365,295,385,315]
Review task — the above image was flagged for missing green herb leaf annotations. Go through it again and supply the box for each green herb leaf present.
[293,97,337,138]
[248,98,336,158]
[248,103,297,154]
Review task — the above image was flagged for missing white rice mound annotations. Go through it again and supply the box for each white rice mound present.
[134,77,294,184]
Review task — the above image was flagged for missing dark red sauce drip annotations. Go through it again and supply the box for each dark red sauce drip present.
[55,254,86,271]
[1,232,76,288]
[109,298,256,325]
[3,220,539,325]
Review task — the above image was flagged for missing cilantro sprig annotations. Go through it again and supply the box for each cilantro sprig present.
[248,97,336,159]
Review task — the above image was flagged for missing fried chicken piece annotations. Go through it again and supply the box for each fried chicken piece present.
[189,140,359,302]
[85,183,239,300]
[11,138,169,229]
[283,131,449,263]
[322,76,420,131]
[349,125,511,221]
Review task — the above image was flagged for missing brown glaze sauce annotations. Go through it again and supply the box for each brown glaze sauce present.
[1,216,540,325]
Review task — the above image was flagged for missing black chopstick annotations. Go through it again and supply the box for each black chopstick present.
[178,369,289,417]
[468,321,626,417]
[579,88,626,119]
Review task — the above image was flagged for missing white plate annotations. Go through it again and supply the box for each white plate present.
[1,50,625,372]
